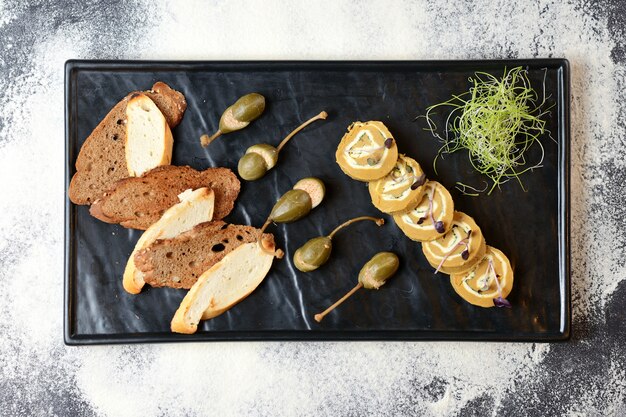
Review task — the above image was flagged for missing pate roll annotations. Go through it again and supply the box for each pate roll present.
[335,121,398,181]
[393,181,454,241]
[450,246,514,308]
[422,211,486,275]
[368,155,427,213]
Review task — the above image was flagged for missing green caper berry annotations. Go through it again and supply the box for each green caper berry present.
[238,152,268,181]
[358,252,399,289]
[270,189,312,223]
[293,236,333,272]
[230,93,266,122]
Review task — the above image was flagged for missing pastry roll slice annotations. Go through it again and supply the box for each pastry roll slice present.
[368,155,427,213]
[393,181,453,241]
[335,121,398,181]
[421,211,486,275]
[450,246,513,307]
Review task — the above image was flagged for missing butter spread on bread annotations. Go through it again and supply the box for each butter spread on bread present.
[125,93,173,176]
[171,238,279,334]
[123,187,215,294]
[89,166,240,230]
[69,82,186,205]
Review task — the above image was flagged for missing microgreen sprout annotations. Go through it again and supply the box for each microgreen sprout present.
[488,259,511,308]
[423,67,553,195]
[418,184,445,233]
[434,229,472,274]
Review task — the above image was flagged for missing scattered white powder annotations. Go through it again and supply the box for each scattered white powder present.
[0,0,625,416]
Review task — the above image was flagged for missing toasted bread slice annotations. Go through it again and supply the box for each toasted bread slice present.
[123,188,215,294]
[89,166,240,230]
[69,82,186,205]
[171,238,279,334]
[134,221,273,289]
[125,94,173,176]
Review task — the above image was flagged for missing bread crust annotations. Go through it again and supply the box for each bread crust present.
[134,221,274,289]
[171,238,278,334]
[69,82,186,205]
[122,187,215,294]
[89,165,240,230]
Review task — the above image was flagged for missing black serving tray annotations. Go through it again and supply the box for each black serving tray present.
[64,60,570,344]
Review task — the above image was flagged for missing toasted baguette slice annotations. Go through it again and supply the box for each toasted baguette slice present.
[171,238,279,334]
[125,94,173,176]
[123,188,215,294]
[134,221,273,289]
[69,82,186,205]
[89,166,240,230]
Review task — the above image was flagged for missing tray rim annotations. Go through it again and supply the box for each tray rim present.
[64,59,571,345]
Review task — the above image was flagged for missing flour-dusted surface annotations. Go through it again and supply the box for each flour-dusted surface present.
[0,0,625,416]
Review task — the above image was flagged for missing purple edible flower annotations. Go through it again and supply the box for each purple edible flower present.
[494,297,512,308]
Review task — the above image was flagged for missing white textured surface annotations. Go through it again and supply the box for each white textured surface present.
[1,1,625,415]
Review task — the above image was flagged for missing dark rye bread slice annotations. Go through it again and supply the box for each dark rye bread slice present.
[134,221,274,289]
[68,82,187,205]
[89,165,240,230]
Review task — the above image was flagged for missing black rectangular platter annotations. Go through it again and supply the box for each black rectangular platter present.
[65,60,570,344]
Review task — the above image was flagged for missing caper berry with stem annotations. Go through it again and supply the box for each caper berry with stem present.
[267,189,312,224]
[293,216,384,272]
[237,111,328,181]
[257,178,326,254]
[314,252,399,323]
[200,93,265,147]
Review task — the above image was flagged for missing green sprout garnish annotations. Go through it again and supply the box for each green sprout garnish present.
[423,67,553,195]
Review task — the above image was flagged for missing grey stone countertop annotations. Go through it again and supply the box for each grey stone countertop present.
[1,1,625,416]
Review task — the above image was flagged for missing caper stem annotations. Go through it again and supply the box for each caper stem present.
[257,229,285,258]
[259,217,272,235]
[201,131,222,147]
[276,111,328,153]
[328,216,385,239]
[257,217,275,255]
[314,282,363,323]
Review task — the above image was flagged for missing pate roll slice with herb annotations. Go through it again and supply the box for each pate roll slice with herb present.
[171,237,282,334]
[450,246,513,308]
[421,211,486,275]
[393,181,454,241]
[368,154,427,213]
[122,187,215,294]
[335,121,398,181]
